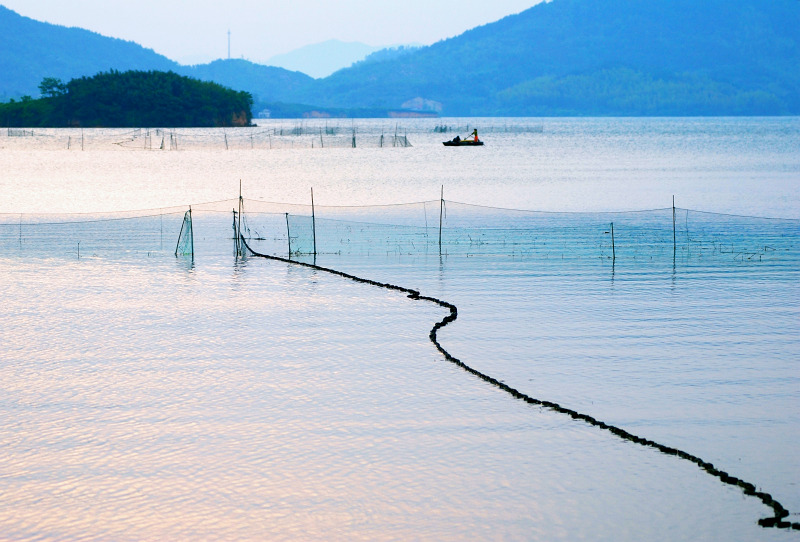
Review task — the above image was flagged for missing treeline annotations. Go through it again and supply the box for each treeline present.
[0,70,253,127]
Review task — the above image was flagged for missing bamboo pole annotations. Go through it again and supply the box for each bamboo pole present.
[311,187,317,256]
[438,185,444,255]
[611,222,616,260]
[189,206,194,257]
[285,212,292,257]
[237,180,243,256]
[672,195,677,257]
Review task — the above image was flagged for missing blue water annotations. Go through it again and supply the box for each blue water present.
[0,118,798,540]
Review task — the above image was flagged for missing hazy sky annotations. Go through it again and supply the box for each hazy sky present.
[3,1,542,65]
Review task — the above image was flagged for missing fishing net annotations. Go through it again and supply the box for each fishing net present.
[174,209,194,257]
[2,198,797,267]
[235,198,800,266]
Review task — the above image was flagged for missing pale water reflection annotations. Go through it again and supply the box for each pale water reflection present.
[1,256,792,540]
[1,118,798,540]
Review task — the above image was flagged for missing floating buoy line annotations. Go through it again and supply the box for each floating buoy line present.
[241,236,798,531]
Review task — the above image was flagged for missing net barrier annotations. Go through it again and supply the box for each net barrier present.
[0,199,240,260]
[237,215,800,532]
[1,126,413,151]
[2,198,798,267]
[238,198,800,266]
[0,121,545,150]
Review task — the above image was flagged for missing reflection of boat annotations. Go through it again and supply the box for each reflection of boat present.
[443,139,484,146]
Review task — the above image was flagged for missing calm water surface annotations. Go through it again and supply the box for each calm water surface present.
[1,118,798,540]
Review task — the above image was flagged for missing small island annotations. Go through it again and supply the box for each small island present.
[0,70,253,128]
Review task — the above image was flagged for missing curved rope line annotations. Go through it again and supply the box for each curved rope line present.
[242,234,797,530]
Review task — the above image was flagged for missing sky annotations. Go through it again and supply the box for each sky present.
[2,1,542,65]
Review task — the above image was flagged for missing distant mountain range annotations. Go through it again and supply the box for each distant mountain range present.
[266,40,382,79]
[2,0,799,116]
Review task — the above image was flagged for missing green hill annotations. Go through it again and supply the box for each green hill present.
[295,0,800,116]
[0,70,253,127]
[0,5,177,101]
[176,59,313,113]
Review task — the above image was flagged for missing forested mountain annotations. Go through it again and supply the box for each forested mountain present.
[2,0,799,116]
[295,0,800,115]
[0,70,253,127]
[177,59,313,109]
[0,5,177,101]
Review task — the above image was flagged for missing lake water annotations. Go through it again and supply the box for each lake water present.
[1,118,798,540]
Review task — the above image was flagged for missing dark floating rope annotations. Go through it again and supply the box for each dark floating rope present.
[242,237,799,531]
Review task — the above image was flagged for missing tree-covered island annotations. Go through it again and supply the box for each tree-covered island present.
[0,70,253,127]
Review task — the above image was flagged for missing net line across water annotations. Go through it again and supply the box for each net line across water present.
[2,198,798,266]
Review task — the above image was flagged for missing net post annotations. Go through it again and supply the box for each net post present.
[672,195,677,257]
[188,206,194,257]
[311,187,317,256]
[285,212,292,257]
[438,185,444,255]
[237,180,243,256]
[611,222,616,261]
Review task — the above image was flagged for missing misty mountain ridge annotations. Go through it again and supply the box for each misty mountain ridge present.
[266,40,382,79]
[297,0,800,115]
[2,0,799,116]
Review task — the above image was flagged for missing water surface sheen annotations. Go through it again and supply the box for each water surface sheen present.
[1,118,798,540]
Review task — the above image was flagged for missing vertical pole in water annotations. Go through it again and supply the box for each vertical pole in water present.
[77,241,80,259]
[438,185,444,255]
[611,222,615,261]
[189,206,194,257]
[320,128,324,148]
[81,128,84,151]
[285,212,292,257]
[238,180,243,256]
[672,195,677,258]
[311,187,317,256]
[225,133,229,150]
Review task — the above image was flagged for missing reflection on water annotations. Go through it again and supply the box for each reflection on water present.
[2,254,795,540]
[1,118,798,539]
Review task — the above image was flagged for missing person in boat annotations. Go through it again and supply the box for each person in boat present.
[452,135,461,143]
[468,129,479,142]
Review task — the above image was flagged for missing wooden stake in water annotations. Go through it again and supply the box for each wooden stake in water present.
[439,185,444,255]
[672,195,677,257]
[188,206,194,257]
[311,187,317,256]
[237,180,243,256]
[285,212,292,257]
[611,222,616,260]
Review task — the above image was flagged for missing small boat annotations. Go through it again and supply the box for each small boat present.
[443,138,484,146]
